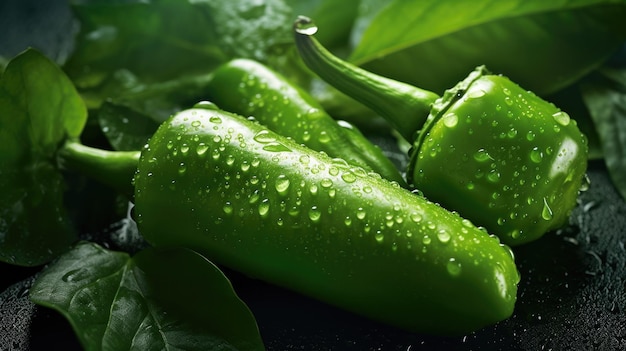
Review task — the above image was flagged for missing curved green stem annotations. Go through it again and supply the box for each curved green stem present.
[58,140,140,199]
[293,16,440,142]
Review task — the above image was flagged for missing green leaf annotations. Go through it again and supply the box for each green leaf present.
[98,102,161,151]
[0,48,86,266]
[65,0,292,103]
[348,0,392,49]
[96,73,215,151]
[30,242,265,351]
[580,66,626,201]
[349,0,626,95]
[64,0,227,98]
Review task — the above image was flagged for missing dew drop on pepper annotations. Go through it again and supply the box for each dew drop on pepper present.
[552,111,571,126]
[442,112,458,128]
[308,206,321,223]
[447,258,462,277]
[258,199,270,218]
[437,229,451,244]
[274,175,290,196]
[530,147,543,163]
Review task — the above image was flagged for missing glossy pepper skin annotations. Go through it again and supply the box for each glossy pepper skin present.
[133,105,519,336]
[206,58,405,185]
[293,16,588,246]
[409,67,588,245]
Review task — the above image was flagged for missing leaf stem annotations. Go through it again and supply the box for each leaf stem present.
[58,140,140,199]
[293,16,440,142]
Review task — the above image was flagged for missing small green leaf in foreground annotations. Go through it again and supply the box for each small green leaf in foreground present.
[30,242,265,351]
[581,66,626,201]
[0,48,86,266]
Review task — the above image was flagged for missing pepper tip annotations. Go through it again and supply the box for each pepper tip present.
[293,15,318,36]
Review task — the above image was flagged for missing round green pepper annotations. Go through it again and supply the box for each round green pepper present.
[206,58,405,185]
[133,105,519,335]
[409,67,588,245]
[293,16,589,246]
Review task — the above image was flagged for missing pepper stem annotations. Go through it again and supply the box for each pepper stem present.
[58,140,140,199]
[293,16,440,142]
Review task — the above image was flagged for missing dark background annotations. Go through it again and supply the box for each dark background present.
[1,1,626,350]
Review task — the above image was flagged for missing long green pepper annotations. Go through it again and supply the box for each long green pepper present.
[293,16,589,246]
[133,104,519,335]
[205,58,405,185]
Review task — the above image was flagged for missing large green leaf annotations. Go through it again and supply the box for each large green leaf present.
[65,0,227,89]
[0,48,86,266]
[581,66,626,201]
[30,242,265,351]
[349,0,626,95]
[64,0,293,105]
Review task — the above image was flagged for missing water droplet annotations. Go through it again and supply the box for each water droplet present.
[447,258,462,277]
[487,170,501,183]
[191,120,202,128]
[410,212,423,223]
[375,231,384,243]
[196,143,209,156]
[552,111,570,126]
[318,131,331,143]
[341,172,356,183]
[299,155,310,165]
[422,235,432,245]
[308,206,321,223]
[473,149,492,162]
[275,175,290,196]
[253,130,276,143]
[507,128,518,138]
[180,144,190,155]
[542,198,553,220]
[258,199,270,218]
[240,161,250,172]
[309,184,318,195]
[320,178,333,188]
[442,112,458,128]
[510,229,521,239]
[294,16,318,35]
[356,208,366,220]
[194,101,219,110]
[344,216,352,226]
[530,147,543,163]
[467,89,486,99]
[263,142,291,152]
[61,268,89,283]
[209,116,222,124]
[504,96,513,106]
[225,154,235,166]
[526,131,536,141]
[211,148,221,160]
[223,202,233,215]
[437,229,451,244]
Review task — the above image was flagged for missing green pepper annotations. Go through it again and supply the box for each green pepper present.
[293,16,589,246]
[132,104,519,335]
[205,58,405,185]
